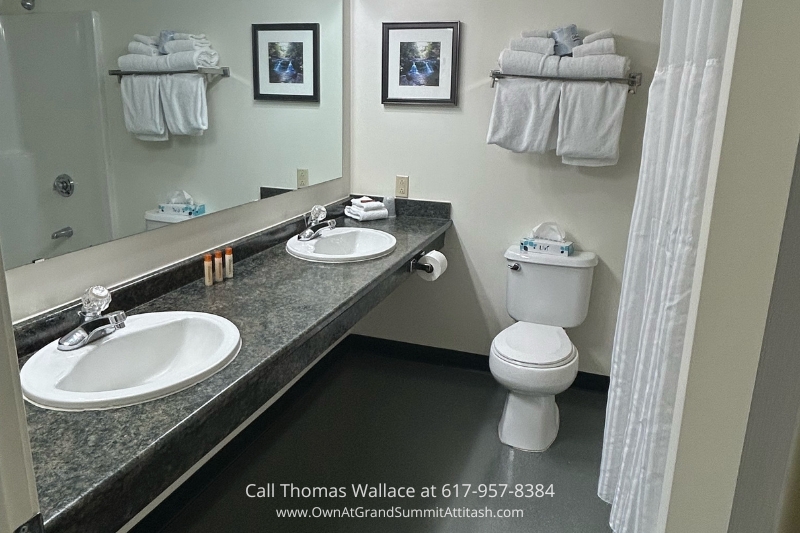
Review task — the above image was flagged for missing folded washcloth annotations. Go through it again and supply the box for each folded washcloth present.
[118,49,219,71]
[498,49,560,77]
[160,74,208,136]
[509,37,555,56]
[174,33,207,40]
[350,197,385,211]
[558,55,629,78]
[128,41,160,57]
[521,29,551,38]
[345,205,389,221]
[572,38,616,57]
[557,81,628,166]
[487,78,560,153]
[133,34,157,46]
[584,29,613,44]
[120,75,168,141]
[163,39,212,54]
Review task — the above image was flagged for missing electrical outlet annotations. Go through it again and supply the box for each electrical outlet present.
[395,175,409,198]
[297,169,309,188]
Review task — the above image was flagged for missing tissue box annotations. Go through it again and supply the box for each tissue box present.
[158,203,206,216]
[520,238,574,256]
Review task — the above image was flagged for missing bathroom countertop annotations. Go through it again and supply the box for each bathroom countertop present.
[22,215,451,533]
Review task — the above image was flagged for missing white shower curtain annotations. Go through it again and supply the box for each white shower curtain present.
[598,0,734,531]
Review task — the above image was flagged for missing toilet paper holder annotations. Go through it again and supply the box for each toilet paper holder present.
[409,251,434,274]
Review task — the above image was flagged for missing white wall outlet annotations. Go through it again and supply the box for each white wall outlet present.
[395,175,409,198]
[297,169,309,188]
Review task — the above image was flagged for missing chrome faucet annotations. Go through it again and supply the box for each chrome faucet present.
[298,205,335,241]
[58,286,127,351]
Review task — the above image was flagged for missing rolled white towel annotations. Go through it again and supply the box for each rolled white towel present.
[584,29,613,44]
[521,29,551,38]
[163,39,212,54]
[174,33,207,40]
[345,206,389,221]
[572,38,616,57]
[498,49,560,77]
[133,34,157,46]
[128,41,160,57]
[509,37,555,56]
[118,49,219,71]
[558,55,629,78]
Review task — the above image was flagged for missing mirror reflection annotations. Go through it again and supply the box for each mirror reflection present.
[0,0,343,269]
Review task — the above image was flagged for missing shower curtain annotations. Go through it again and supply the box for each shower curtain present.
[597,0,734,531]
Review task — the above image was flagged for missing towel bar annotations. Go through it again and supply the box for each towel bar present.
[108,66,230,83]
[490,69,642,94]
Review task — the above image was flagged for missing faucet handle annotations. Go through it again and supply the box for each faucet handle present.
[80,286,111,319]
[308,205,327,226]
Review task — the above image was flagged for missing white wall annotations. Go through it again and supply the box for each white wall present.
[1,0,343,240]
[350,0,662,375]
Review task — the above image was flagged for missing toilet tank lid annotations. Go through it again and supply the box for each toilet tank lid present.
[504,246,598,268]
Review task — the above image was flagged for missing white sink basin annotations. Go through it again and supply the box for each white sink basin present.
[20,312,241,411]
[286,227,396,263]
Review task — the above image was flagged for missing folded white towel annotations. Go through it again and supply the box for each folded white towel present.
[584,29,613,44]
[558,55,629,78]
[498,49,560,77]
[521,29,551,38]
[345,206,389,221]
[128,41,160,57]
[557,82,628,166]
[133,34,157,46]
[160,74,208,136]
[163,39,212,54]
[174,33,207,41]
[120,75,168,141]
[487,78,560,153]
[572,38,616,57]
[118,49,219,71]
[509,37,555,56]
[350,197,385,211]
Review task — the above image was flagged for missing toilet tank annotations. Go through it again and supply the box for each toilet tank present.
[505,246,598,328]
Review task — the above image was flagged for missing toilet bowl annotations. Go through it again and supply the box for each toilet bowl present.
[490,322,579,452]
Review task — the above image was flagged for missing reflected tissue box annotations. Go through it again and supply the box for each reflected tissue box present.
[520,238,574,256]
[158,203,206,216]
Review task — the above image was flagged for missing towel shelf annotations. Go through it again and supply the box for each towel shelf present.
[490,69,642,94]
[109,66,230,83]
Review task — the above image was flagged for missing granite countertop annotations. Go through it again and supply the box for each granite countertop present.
[23,215,451,533]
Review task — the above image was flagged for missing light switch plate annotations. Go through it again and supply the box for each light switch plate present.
[395,175,409,198]
[297,169,309,188]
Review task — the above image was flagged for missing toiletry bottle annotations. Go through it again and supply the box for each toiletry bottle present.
[204,254,213,286]
[224,247,233,279]
[214,250,224,283]
[384,194,396,218]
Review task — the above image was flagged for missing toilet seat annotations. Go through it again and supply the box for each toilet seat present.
[491,322,576,369]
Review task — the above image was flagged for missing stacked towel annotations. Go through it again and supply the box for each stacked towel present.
[345,197,389,221]
[498,50,560,77]
[160,74,208,136]
[133,34,158,47]
[558,55,629,78]
[521,29,551,38]
[584,29,613,44]
[121,76,168,141]
[509,37,555,56]
[118,49,219,72]
[128,41,159,57]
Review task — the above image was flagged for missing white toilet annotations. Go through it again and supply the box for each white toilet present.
[490,245,597,452]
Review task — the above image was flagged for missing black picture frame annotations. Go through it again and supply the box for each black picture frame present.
[252,23,320,102]
[382,21,460,106]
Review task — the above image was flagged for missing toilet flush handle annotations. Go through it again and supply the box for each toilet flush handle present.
[508,263,521,271]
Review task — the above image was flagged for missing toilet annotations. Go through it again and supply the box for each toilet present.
[490,245,597,452]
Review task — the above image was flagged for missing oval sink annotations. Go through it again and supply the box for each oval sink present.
[20,312,241,411]
[286,227,396,263]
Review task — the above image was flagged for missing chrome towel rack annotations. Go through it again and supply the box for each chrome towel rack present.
[108,66,230,83]
[490,69,643,94]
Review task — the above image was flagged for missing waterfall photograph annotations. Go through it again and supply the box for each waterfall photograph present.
[268,41,304,84]
[399,41,440,86]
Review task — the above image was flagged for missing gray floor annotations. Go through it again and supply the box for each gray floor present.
[154,345,612,532]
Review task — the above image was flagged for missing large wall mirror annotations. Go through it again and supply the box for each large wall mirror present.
[0,0,343,269]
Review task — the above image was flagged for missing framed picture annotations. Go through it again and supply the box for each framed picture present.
[382,21,460,106]
[252,23,320,102]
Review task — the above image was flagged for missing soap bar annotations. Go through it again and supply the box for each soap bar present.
[520,238,574,256]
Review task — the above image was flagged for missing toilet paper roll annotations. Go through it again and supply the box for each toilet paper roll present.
[417,250,448,281]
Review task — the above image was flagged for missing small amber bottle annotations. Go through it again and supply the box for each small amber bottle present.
[203,254,213,286]
[214,250,224,283]
[224,247,233,279]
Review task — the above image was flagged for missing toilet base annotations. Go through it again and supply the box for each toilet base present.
[498,392,560,452]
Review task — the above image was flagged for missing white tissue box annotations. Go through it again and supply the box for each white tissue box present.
[520,238,574,256]
[158,203,206,216]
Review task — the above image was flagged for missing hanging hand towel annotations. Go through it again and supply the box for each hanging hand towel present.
[127,41,160,57]
[572,38,616,57]
[159,74,208,136]
[557,81,628,166]
[487,78,560,153]
[345,206,389,221]
[121,75,168,141]
[498,49,560,77]
[509,37,555,56]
